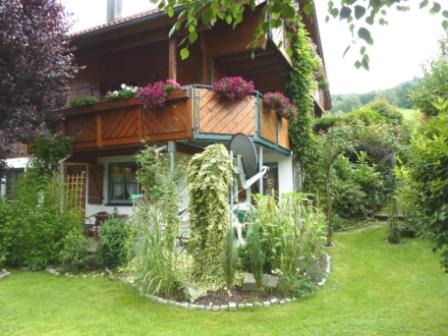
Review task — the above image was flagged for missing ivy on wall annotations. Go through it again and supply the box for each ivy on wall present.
[187,144,234,283]
[286,16,321,190]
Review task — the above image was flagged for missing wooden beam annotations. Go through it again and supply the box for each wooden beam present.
[168,37,177,81]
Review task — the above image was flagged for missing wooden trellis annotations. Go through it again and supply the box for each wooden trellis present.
[65,172,86,213]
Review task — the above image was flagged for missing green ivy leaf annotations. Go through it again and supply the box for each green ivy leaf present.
[430,2,441,14]
[180,48,190,60]
[188,31,198,44]
[358,27,374,45]
[339,6,352,19]
[354,5,366,19]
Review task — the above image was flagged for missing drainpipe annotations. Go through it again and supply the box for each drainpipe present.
[107,0,122,23]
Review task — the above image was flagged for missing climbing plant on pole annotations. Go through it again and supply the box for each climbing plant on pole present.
[187,144,234,283]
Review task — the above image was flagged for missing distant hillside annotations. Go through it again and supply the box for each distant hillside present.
[331,79,419,113]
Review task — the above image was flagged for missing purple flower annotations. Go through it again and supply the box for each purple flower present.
[137,80,181,109]
[213,76,255,101]
[263,92,292,114]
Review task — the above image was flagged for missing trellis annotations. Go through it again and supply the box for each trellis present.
[65,172,86,212]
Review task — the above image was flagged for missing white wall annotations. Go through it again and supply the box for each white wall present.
[261,148,294,196]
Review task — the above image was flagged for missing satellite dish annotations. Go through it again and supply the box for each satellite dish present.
[229,134,258,177]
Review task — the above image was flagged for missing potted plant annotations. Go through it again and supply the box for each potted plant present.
[105,83,138,101]
[213,76,255,101]
[263,92,292,117]
[136,79,182,109]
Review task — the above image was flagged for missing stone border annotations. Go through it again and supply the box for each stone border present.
[44,254,331,311]
[123,254,332,311]
[0,269,11,280]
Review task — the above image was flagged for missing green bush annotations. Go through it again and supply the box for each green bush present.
[29,136,73,175]
[187,144,234,283]
[245,224,265,288]
[0,198,13,266]
[313,114,348,133]
[60,231,89,272]
[221,229,239,289]
[129,201,186,298]
[2,171,82,268]
[409,113,448,269]
[246,193,326,295]
[70,96,100,108]
[97,217,129,269]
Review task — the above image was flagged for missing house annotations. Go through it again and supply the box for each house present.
[57,0,331,220]
[0,144,29,201]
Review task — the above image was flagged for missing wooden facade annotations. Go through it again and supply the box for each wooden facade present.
[58,86,290,153]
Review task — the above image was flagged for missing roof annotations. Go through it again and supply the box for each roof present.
[69,7,163,38]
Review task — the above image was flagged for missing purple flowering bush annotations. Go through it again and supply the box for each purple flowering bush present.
[137,80,181,109]
[213,76,255,101]
[263,92,292,116]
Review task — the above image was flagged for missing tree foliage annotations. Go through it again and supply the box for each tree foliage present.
[411,38,448,117]
[0,0,77,171]
[151,0,447,66]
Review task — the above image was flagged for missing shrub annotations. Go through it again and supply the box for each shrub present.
[365,99,403,125]
[245,224,265,288]
[246,193,326,295]
[409,113,448,269]
[187,144,234,283]
[0,198,13,266]
[4,171,82,268]
[70,96,99,108]
[29,136,72,175]
[60,231,89,272]
[105,84,138,101]
[221,229,239,289]
[129,201,186,298]
[213,76,255,101]
[313,114,348,133]
[97,217,129,269]
[137,80,181,109]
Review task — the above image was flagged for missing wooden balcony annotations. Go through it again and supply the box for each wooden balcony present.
[57,85,291,155]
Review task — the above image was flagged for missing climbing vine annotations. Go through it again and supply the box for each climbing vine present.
[187,144,234,283]
[286,16,321,190]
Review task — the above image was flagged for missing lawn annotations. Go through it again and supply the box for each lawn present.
[1,227,447,336]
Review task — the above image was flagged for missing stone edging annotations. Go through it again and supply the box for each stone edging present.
[0,269,11,280]
[123,254,332,311]
[43,254,331,311]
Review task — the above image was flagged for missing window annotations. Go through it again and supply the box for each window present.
[108,162,138,205]
[262,163,278,197]
[5,168,24,201]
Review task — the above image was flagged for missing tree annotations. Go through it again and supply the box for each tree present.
[0,0,77,172]
[411,38,448,117]
[152,0,447,67]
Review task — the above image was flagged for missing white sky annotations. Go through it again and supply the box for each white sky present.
[63,0,447,95]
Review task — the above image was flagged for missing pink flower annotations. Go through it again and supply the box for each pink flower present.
[263,92,291,114]
[213,76,255,101]
[137,80,181,109]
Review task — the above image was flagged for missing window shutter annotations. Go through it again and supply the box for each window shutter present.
[88,164,103,204]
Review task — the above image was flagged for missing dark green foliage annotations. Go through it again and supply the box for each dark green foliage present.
[97,217,129,269]
[29,136,73,175]
[60,231,89,271]
[0,171,82,268]
[387,198,400,244]
[70,96,100,108]
[277,273,316,297]
[0,198,13,265]
[286,17,320,189]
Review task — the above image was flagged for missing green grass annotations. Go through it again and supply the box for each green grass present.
[398,108,421,122]
[1,227,447,336]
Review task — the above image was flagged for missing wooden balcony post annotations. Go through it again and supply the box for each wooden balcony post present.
[168,37,177,81]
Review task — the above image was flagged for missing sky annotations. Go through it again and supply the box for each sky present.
[63,0,447,95]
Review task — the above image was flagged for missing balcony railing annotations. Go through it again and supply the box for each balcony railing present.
[57,84,290,155]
